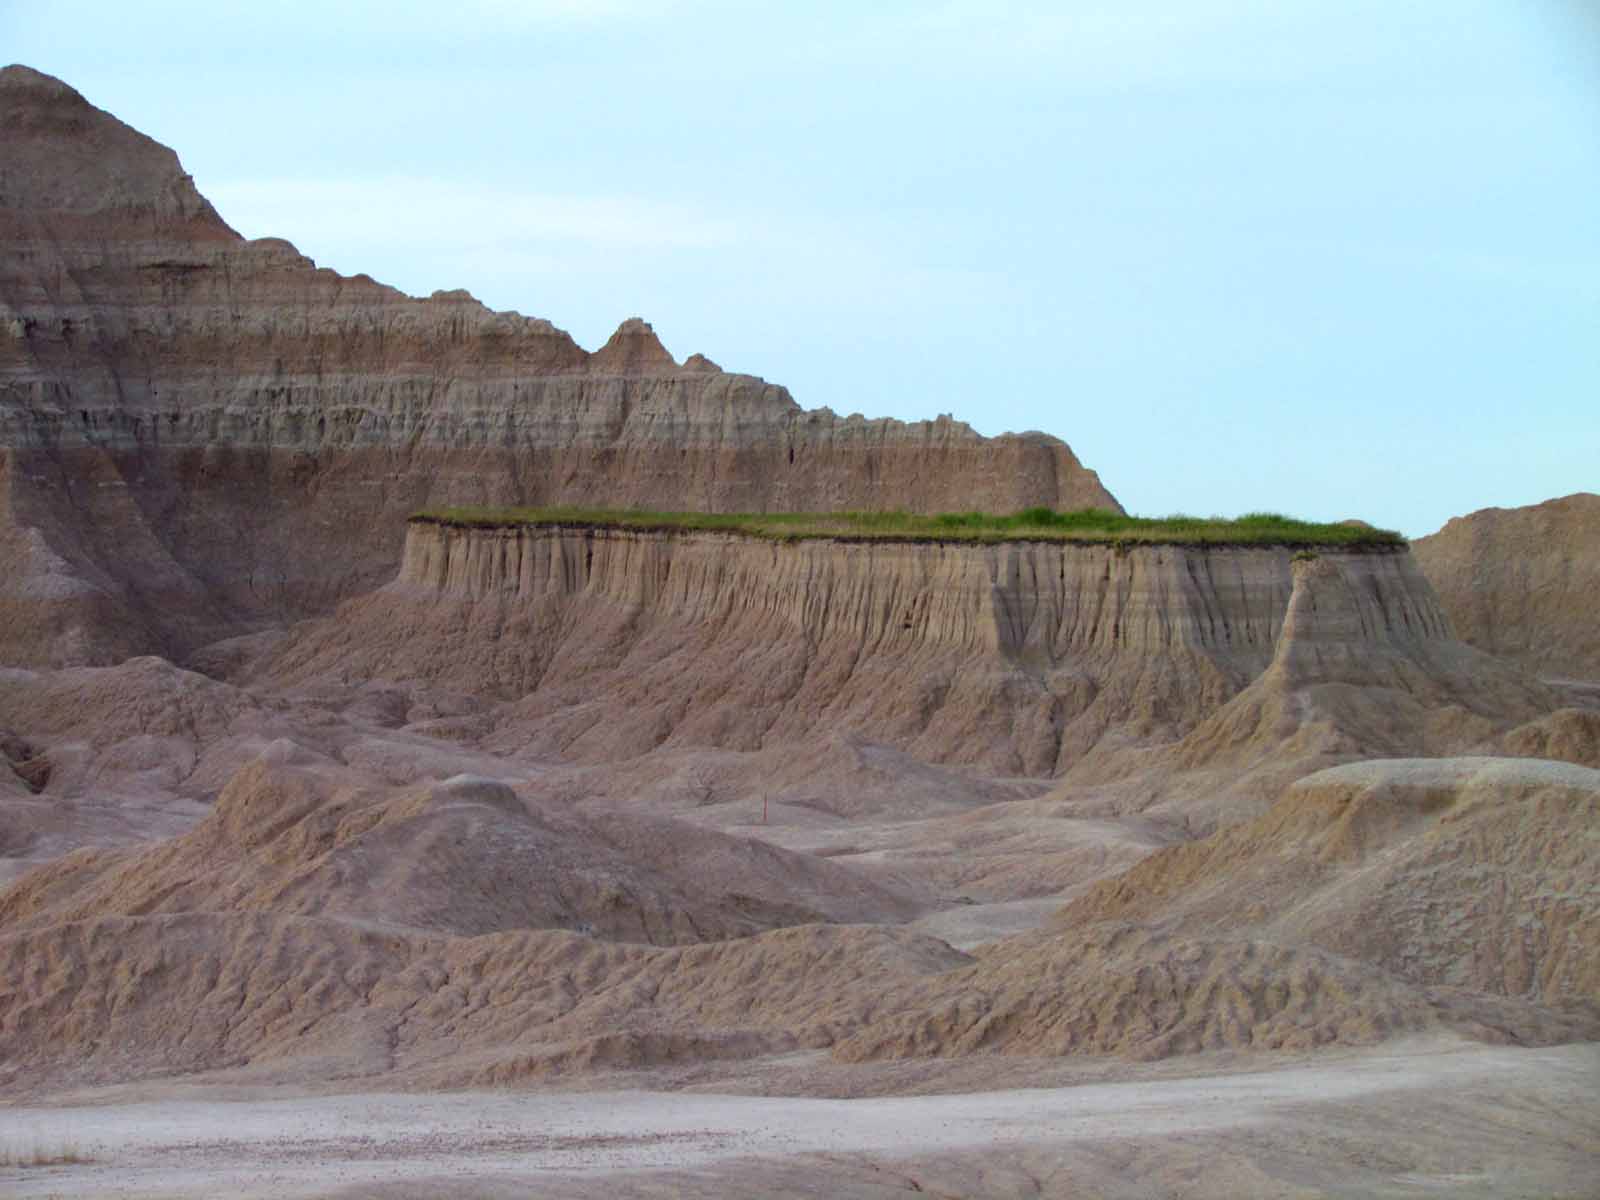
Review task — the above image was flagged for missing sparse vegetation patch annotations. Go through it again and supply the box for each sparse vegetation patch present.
[410,506,1406,548]
[0,1140,92,1168]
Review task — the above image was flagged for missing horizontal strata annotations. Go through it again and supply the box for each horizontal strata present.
[0,64,1120,665]
[259,521,1461,776]
[392,522,1439,658]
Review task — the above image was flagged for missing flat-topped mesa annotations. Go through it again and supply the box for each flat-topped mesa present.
[0,66,1119,666]
[263,520,1464,776]
[391,521,1413,654]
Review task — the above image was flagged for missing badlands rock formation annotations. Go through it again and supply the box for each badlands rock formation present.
[1413,492,1600,680]
[1,65,1597,1197]
[0,64,1117,668]
[3,749,1595,1093]
[5,514,1590,1094]
[262,522,1559,795]
[265,523,1412,771]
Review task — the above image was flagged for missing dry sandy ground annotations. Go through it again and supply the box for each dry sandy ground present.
[3,1041,1596,1199]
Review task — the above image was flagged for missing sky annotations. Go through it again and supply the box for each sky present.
[4,0,1596,536]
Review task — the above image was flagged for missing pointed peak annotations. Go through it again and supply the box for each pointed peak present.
[589,317,677,373]
[682,353,722,374]
[0,64,234,237]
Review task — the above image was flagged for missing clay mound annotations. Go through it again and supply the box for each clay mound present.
[0,746,919,945]
[0,913,966,1091]
[1494,707,1600,768]
[0,912,424,1088]
[1413,492,1600,679]
[1060,758,1600,1008]
[3,755,1594,1089]
[0,655,257,743]
[830,923,1585,1064]
[828,756,1600,1066]
[0,656,263,875]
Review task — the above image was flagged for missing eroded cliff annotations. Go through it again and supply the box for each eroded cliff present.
[0,65,1118,666]
[263,522,1477,778]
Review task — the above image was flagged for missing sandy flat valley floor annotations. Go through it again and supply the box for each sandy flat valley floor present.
[4,1039,1597,1198]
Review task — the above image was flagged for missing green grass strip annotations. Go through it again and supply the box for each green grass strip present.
[409,506,1405,548]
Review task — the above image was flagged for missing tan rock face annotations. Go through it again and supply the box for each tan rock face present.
[261,524,1467,778]
[0,65,1118,667]
[1412,493,1600,680]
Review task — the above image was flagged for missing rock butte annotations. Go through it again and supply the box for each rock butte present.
[258,522,1526,777]
[0,63,1116,669]
[1,64,1598,1199]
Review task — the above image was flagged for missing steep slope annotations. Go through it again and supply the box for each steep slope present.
[1058,757,1600,1005]
[1413,493,1600,680]
[1023,549,1559,830]
[1144,553,1555,817]
[265,522,1392,774]
[0,64,1118,667]
[266,522,1553,788]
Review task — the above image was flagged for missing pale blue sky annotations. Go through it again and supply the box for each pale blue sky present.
[6,0,1596,535]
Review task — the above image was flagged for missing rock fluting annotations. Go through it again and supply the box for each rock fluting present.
[261,521,1494,778]
[0,64,1118,668]
[1413,493,1600,681]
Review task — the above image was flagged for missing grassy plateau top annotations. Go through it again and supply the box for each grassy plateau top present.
[409,507,1406,549]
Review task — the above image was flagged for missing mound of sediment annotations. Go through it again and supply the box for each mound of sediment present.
[0,745,919,945]
[1494,707,1600,768]
[0,655,257,744]
[0,656,271,875]
[824,756,1600,1065]
[1413,493,1600,680]
[1061,757,1600,1006]
[0,911,968,1092]
[5,749,1594,1092]
[832,924,1588,1063]
[0,64,1116,668]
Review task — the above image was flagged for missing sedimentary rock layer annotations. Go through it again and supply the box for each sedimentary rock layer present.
[265,522,1473,777]
[0,64,1117,666]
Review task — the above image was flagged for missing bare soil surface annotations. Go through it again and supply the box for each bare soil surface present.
[4,1041,1596,1198]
